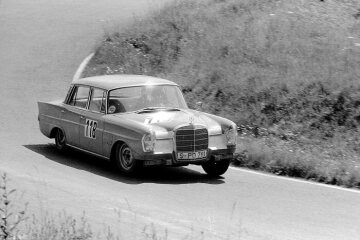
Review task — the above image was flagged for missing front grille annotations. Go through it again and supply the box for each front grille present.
[175,126,208,152]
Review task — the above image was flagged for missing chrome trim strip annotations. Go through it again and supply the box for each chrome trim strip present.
[42,114,105,132]
[103,130,138,141]
[67,144,109,160]
[209,133,222,136]
[173,124,207,131]
[42,114,77,125]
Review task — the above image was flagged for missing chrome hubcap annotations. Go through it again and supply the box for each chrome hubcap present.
[120,146,134,170]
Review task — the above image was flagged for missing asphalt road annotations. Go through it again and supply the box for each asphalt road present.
[0,1,360,239]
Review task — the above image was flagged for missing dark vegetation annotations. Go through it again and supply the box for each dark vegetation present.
[0,174,27,240]
[84,0,360,188]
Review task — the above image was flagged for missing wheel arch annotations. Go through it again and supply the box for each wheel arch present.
[110,140,126,161]
[50,126,65,139]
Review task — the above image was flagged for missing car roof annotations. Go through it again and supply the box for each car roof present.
[72,74,178,90]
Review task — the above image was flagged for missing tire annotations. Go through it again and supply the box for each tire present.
[115,143,141,174]
[54,128,66,151]
[202,158,230,177]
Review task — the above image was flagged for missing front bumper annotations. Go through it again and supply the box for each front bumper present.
[138,147,235,167]
[133,132,236,166]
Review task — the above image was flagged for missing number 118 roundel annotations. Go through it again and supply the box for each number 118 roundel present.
[38,74,237,176]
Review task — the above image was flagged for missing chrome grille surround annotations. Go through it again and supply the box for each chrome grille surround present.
[175,125,209,152]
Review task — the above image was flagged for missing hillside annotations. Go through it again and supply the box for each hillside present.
[84,0,360,188]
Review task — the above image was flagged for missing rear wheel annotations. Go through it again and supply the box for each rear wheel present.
[54,128,66,151]
[202,158,230,177]
[115,143,141,174]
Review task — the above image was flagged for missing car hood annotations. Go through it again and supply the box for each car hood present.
[112,109,222,136]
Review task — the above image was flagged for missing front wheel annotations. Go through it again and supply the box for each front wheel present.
[55,128,66,151]
[115,143,141,174]
[202,158,230,177]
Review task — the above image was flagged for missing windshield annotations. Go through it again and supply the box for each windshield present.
[107,85,188,113]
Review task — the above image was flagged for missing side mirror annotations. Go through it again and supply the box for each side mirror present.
[195,101,203,111]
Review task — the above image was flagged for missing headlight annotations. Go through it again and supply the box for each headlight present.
[142,131,156,152]
[224,124,237,145]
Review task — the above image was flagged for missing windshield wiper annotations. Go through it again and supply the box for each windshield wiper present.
[134,107,180,113]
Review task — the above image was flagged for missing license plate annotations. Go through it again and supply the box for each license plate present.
[177,150,207,160]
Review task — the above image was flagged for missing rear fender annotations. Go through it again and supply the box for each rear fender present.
[38,101,65,138]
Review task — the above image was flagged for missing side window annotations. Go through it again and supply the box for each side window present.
[89,88,106,113]
[64,85,75,103]
[68,85,90,108]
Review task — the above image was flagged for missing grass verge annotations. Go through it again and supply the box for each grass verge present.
[234,134,360,188]
[83,0,360,188]
[0,173,244,240]
[0,173,169,240]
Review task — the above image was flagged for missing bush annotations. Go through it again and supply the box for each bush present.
[27,212,93,240]
[0,173,27,240]
[234,136,360,188]
[84,0,360,137]
[84,0,360,188]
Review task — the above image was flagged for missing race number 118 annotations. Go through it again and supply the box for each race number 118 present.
[85,119,97,139]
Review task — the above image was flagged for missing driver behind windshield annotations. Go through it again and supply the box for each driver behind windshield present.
[137,86,166,109]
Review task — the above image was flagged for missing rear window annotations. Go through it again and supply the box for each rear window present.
[67,85,90,108]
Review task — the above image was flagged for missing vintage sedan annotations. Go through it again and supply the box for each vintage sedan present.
[38,75,237,176]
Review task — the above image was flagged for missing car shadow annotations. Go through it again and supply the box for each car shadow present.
[23,144,225,185]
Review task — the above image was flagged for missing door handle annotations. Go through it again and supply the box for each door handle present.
[61,110,65,113]
[80,116,85,119]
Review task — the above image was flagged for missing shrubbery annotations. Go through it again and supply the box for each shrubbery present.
[84,0,360,136]
[84,0,360,188]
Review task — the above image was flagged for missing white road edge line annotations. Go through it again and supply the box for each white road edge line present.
[229,166,360,194]
[72,52,94,81]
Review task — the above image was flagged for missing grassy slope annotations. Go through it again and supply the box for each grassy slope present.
[84,0,360,188]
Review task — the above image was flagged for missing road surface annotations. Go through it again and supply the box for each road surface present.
[0,0,359,239]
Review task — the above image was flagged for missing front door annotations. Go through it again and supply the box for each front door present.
[79,112,104,155]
